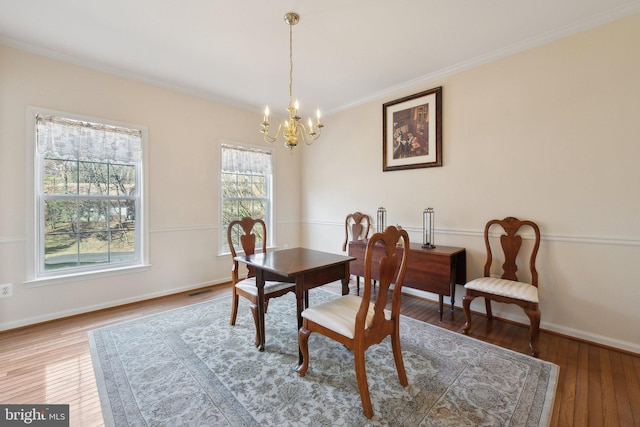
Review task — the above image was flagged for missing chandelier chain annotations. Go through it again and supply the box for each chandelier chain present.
[289,21,293,108]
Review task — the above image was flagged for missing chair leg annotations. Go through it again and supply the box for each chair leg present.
[525,308,541,357]
[230,289,239,326]
[296,326,311,376]
[461,294,475,334]
[355,277,375,296]
[249,302,260,347]
[354,347,373,419]
[485,298,493,320]
[391,328,408,386]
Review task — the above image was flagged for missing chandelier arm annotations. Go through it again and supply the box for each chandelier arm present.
[262,123,283,143]
[306,126,322,143]
[308,126,322,143]
[294,121,321,145]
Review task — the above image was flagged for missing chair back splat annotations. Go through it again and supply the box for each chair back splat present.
[233,218,262,277]
[298,225,410,419]
[484,217,540,285]
[362,229,407,341]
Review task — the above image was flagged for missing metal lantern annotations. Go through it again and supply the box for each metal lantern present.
[376,207,387,233]
[423,208,435,248]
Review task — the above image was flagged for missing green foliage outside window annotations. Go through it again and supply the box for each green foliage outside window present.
[43,157,137,270]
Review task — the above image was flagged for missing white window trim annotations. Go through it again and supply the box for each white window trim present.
[218,140,276,256]
[24,106,150,286]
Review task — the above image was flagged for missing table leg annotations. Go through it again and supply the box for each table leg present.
[438,294,444,321]
[450,262,457,311]
[295,276,306,367]
[256,269,266,352]
[342,267,350,296]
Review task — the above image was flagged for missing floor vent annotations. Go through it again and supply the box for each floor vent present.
[187,289,213,297]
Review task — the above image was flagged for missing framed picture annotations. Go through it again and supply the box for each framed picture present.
[382,86,442,171]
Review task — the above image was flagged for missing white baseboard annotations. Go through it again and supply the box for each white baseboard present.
[401,287,640,355]
[0,278,229,331]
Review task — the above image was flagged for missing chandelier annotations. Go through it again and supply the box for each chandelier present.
[260,12,324,150]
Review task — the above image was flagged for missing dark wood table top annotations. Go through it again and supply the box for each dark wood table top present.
[348,240,465,257]
[235,247,356,277]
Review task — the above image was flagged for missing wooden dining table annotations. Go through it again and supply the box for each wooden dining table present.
[234,247,355,363]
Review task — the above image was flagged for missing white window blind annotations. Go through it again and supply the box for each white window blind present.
[221,142,272,174]
[36,115,142,163]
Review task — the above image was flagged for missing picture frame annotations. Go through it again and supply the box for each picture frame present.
[382,86,442,171]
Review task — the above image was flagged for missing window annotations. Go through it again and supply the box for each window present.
[220,142,274,253]
[34,113,145,278]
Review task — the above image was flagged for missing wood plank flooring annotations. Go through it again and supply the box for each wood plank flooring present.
[1,281,639,427]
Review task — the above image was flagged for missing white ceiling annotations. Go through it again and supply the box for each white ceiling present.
[1,0,640,117]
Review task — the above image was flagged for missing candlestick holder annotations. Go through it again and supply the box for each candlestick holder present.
[376,207,387,233]
[422,208,435,248]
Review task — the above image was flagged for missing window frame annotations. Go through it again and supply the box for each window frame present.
[25,107,150,285]
[219,140,275,256]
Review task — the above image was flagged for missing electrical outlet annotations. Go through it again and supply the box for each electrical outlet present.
[0,284,13,298]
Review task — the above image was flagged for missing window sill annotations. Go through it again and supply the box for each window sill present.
[24,264,152,288]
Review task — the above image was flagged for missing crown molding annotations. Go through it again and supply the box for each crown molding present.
[330,3,640,114]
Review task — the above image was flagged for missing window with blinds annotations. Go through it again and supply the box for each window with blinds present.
[220,142,274,253]
[35,114,144,276]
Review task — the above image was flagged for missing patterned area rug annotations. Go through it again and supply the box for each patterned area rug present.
[88,289,558,426]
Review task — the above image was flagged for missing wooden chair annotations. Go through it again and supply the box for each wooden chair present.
[342,211,372,295]
[461,217,542,357]
[228,217,295,348]
[342,211,372,251]
[298,225,410,419]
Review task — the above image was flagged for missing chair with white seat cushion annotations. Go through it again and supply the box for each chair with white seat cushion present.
[461,217,542,357]
[228,217,295,348]
[297,225,410,419]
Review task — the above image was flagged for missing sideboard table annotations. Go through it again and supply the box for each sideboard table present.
[348,241,466,320]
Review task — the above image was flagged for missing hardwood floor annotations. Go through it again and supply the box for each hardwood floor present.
[1,281,639,426]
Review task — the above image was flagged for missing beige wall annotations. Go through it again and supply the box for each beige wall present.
[1,13,639,354]
[301,14,640,352]
[0,44,302,329]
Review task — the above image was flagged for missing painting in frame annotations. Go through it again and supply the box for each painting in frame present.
[383,86,442,171]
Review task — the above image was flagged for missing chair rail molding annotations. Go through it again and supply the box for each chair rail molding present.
[303,220,640,247]
[0,235,25,244]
